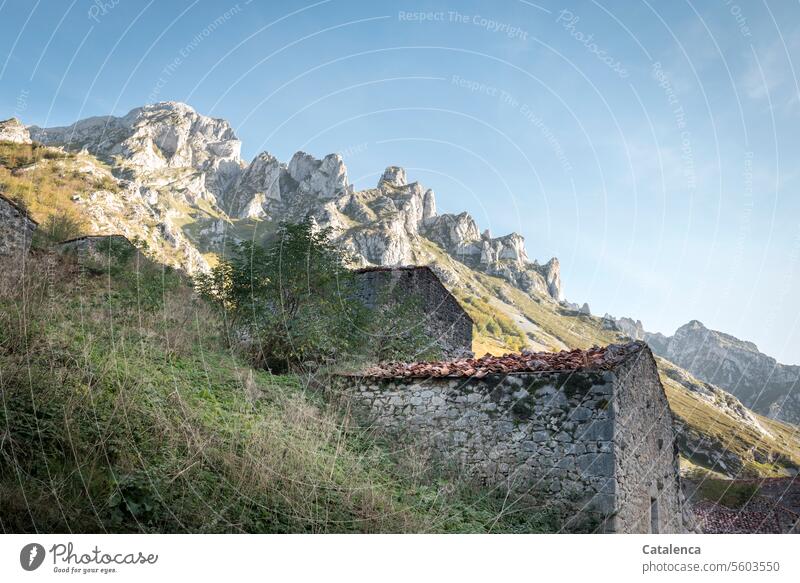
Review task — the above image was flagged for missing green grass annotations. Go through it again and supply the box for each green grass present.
[692,478,760,509]
[0,252,565,533]
[0,141,88,232]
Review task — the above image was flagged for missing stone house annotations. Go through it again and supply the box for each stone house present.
[57,234,141,268]
[0,193,37,258]
[353,265,473,359]
[334,341,695,533]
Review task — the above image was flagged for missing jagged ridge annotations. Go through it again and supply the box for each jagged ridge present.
[27,102,562,301]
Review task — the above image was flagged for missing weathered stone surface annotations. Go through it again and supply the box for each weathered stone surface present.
[334,344,693,533]
[353,265,473,359]
[0,117,31,144]
[379,166,407,187]
[0,194,36,258]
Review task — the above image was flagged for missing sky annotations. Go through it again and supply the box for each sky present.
[1,0,799,363]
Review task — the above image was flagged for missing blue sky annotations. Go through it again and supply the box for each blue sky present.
[2,0,799,363]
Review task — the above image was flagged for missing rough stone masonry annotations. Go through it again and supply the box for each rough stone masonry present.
[334,341,695,533]
[353,265,473,359]
[0,193,37,258]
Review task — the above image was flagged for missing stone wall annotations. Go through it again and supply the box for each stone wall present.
[57,235,141,270]
[335,370,617,530]
[0,194,36,258]
[334,346,691,533]
[353,266,473,359]
[611,349,686,533]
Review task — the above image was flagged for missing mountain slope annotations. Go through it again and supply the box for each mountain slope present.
[3,103,799,479]
[616,317,800,425]
[27,102,563,304]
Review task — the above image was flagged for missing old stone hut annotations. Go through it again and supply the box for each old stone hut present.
[353,265,473,359]
[0,193,37,258]
[57,234,141,267]
[335,341,694,533]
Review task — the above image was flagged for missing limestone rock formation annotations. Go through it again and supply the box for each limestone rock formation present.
[30,101,242,203]
[653,320,800,424]
[0,117,31,144]
[24,102,562,300]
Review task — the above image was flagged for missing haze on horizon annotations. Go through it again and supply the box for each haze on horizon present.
[1,0,799,363]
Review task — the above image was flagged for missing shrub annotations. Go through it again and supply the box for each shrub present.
[37,209,84,244]
[198,220,441,371]
[197,219,367,371]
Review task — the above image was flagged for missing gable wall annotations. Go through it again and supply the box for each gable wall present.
[0,196,36,258]
[354,267,473,358]
[334,370,618,530]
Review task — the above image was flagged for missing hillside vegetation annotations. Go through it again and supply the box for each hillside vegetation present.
[0,249,564,533]
[2,136,799,537]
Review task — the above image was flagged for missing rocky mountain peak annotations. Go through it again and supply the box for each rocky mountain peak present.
[21,102,565,302]
[30,101,242,202]
[0,117,31,144]
[610,315,800,425]
[379,166,407,187]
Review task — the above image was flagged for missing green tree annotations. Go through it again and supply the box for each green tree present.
[197,219,366,371]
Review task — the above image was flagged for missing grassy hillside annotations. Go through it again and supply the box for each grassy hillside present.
[0,143,800,496]
[0,251,564,533]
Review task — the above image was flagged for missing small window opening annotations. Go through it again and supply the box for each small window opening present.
[650,496,660,533]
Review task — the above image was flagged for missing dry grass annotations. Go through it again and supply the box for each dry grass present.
[0,252,562,533]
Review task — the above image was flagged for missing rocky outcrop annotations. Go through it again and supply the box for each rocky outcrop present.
[24,102,563,300]
[288,151,350,200]
[0,118,31,144]
[379,166,407,187]
[30,101,242,203]
[614,316,645,340]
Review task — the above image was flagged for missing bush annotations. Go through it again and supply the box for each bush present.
[198,219,437,371]
[36,209,84,245]
[197,219,366,371]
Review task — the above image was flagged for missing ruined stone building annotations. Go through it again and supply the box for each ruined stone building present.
[0,193,37,258]
[335,341,694,533]
[58,234,135,256]
[353,265,473,359]
[57,234,145,270]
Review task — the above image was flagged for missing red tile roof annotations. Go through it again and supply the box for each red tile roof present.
[353,265,432,274]
[360,341,645,379]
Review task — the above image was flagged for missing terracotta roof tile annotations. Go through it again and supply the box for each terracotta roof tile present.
[360,341,646,378]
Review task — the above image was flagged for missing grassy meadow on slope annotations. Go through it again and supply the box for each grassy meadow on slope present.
[2,137,799,537]
[0,250,566,533]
